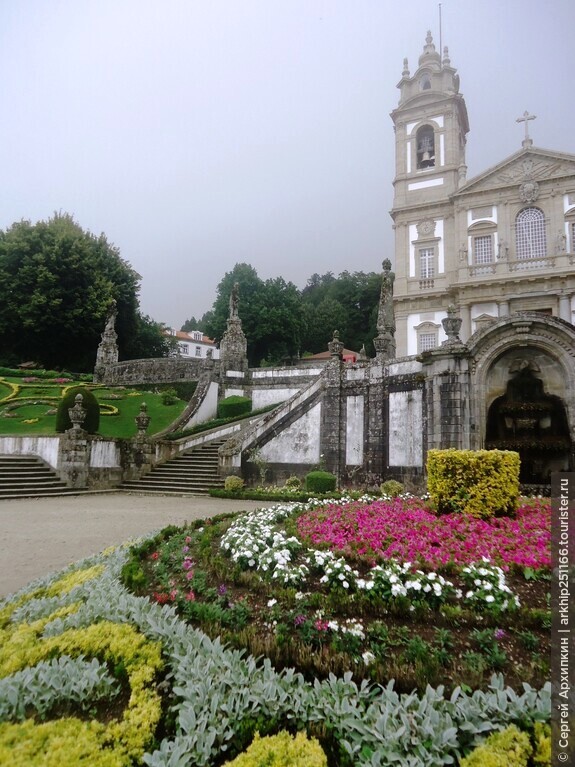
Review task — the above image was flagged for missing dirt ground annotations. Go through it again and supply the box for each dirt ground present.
[0,492,264,598]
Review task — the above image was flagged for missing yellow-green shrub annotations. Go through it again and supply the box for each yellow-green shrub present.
[224,731,328,767]
[532,722,551,766]
[427,448,520,518]
[459,725,532,767]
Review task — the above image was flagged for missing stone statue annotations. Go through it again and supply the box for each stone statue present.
[229,282,240,318]
[379,259,395,333]
[103,299,117,336]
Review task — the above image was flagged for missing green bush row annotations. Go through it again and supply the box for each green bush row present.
[217,395,252,420]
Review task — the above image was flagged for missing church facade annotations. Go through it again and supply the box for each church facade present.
[89,33,575,494]
[390,32,575,357]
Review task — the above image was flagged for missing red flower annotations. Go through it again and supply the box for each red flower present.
[150,552,159,560]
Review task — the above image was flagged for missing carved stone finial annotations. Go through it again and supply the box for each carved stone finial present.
[442,46,450,65]
[402,57,410,77]
[135,401,151,436]
[68,393,86,431]
[328,330,345,358]
[441,307,463,347]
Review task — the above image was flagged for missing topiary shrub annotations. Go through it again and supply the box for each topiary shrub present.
[427,448,520,518]
[284,476,302,490]
[161,388,179,406]
[380,479,404,497]
[224,475,245,493]
[217,395,252,420]
[224,731,327,767]
[305,470,337,494]
[459,724,532,767]
[56,386,100,434]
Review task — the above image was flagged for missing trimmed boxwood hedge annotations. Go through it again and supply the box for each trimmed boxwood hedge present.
[217,395,252,420]
[56,386,100,434]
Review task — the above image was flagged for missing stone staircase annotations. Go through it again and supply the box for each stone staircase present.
[0,455,70,499]
[120,439,226,495]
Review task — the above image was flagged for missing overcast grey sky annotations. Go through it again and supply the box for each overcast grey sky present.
[1,1,573,330]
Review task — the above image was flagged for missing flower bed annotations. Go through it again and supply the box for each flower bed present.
[0,497,552,766]
[295,497,551,570]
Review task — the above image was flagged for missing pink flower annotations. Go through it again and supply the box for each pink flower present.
[150,552,159,560]
[185,590,196,601]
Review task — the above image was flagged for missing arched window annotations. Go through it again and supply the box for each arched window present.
[515,207,546,260]
[416,125,435,169]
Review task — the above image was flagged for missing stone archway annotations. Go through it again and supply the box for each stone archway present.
[484,358,571,483]
[467,314,575,485]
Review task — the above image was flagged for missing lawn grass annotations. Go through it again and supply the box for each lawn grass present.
[0,376,186,438]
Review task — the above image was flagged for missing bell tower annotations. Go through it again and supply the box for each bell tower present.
[391,31,469,205]
[390,32,470,356]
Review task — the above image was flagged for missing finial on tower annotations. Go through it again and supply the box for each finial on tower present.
[402,57,410,77]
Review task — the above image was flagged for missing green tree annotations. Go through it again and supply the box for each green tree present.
[180,316,200,332]
[202,263,303,367]
[0,213,162,371]
[124,315,177,360]
[300,270,381,355]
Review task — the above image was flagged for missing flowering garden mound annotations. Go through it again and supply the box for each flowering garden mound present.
[0,495,552,766]
[125,495,551,696]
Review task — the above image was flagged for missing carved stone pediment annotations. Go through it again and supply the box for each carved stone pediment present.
[455,148,575,197]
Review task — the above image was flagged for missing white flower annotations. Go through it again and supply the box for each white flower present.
[484,595,495,603]
[466,590,474,599]
[362,651,375,666]
[342,580,349,589]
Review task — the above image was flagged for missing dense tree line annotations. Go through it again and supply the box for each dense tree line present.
[0,214,173,371]
[196,262,383,367]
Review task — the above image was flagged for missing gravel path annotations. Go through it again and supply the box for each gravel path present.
[0,493,264,598]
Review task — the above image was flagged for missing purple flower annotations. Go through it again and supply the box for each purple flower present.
[218,584,228,596]
[294,614,306,627]
[494,628,506,640]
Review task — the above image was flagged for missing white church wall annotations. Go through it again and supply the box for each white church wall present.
[345,396,364,466]
[252,388,300,409]
[259,402,321,464]
[406,312,448,356]
[388,390,423,467]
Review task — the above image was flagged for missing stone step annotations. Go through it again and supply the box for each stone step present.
[118,439,226,495]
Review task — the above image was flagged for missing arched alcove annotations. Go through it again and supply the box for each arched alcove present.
[467,314,575,486]
[485,359,571,483]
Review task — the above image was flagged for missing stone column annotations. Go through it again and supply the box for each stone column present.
[498,300,510,317]
[320,332,345,482]
[128,403,153,480]
[58,394,90,488]
[559,294,571,322]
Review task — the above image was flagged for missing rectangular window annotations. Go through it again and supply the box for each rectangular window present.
[474,235,493,264]
[195,346,202,357]
[570,221,575,253]
[419,248,435,279]
[419,332,436,352]
[178,343,189,355]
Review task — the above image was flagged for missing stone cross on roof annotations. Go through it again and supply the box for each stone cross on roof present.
[516,111,536,148]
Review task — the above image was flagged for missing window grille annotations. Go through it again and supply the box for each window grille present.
[419,247,435,279]
[474,235,493,264]
[515,207,546,260]
[419,332,437,352]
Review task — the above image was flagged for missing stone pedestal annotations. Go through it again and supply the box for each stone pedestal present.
[59,429,90,488]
